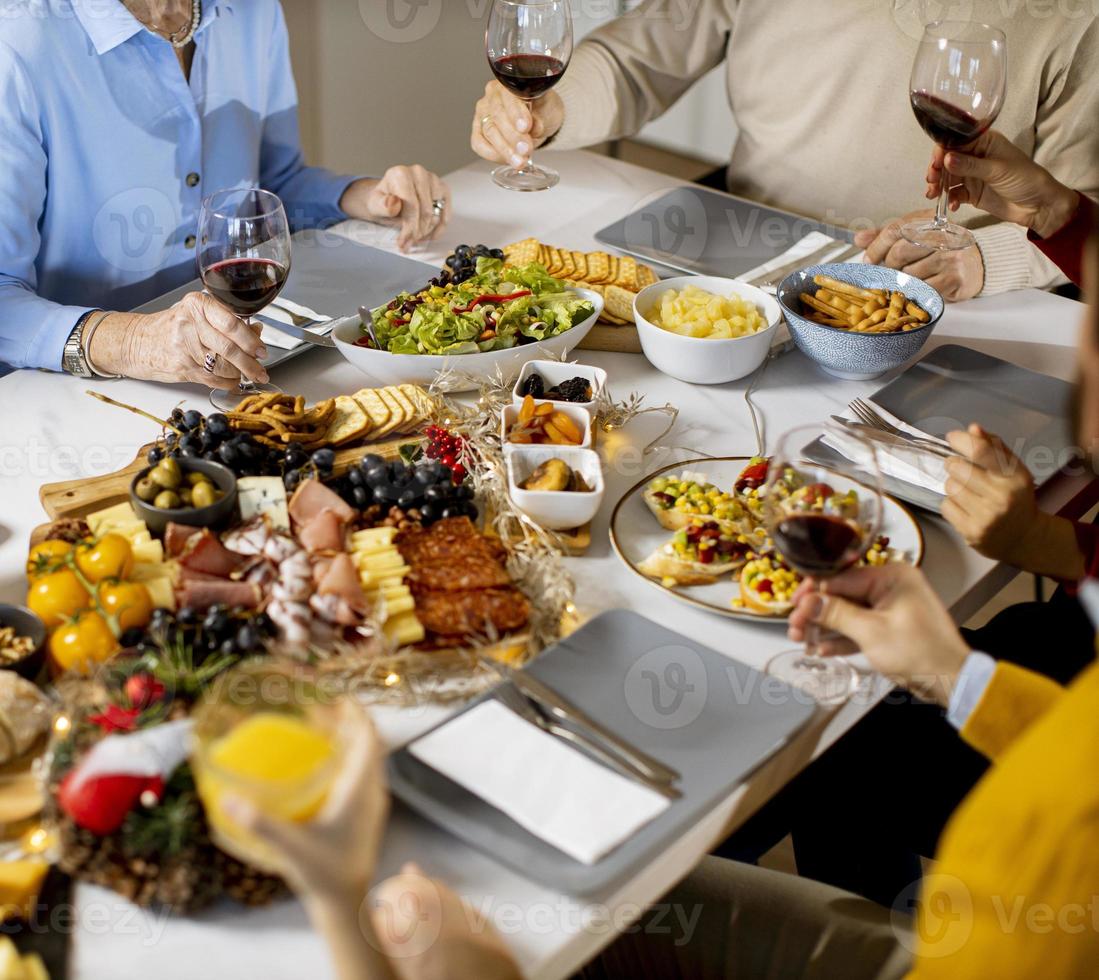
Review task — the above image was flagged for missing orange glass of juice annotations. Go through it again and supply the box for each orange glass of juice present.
[191,660,346,873]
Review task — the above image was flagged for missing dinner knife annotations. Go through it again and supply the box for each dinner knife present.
[493,682,682,800]
[828,415,957,459]
[481,656,681,787]
[744,241,852,288]
[253,313,337,349]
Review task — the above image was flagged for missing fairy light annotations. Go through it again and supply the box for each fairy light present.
[53,714,71,734]
[384,672,401,687]
[24,827,51,854]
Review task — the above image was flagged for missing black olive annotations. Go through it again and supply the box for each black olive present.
[147,446,164,465]
[351,485,371,509]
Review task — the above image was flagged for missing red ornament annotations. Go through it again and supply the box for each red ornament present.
[88,704,143,734]
[58,772,165,835]
[125,673,166,709]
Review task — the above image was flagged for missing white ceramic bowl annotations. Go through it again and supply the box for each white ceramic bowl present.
[511,359,608,415]
[500,402,593,453]
[507,446,605,531]
[633,276,782,385]
[331,288,604,392]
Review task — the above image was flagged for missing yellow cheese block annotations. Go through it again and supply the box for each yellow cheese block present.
[351,527,396,549]
[144,576,176,612]
[359,550,405,572]
[0,860,48,924]
[378,593,415,617]
[87,501,139,534]
[20,953,47,980]
[383,612,425,646]
[130,561,173,583]
[0,939,22,980]
[360,566,410,588]
[131,540,164,565]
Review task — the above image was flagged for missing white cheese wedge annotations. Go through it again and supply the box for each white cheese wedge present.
[237,477,290,531]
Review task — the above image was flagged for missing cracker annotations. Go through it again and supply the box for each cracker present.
[605,284,637,323]
[571,251,589,281]
[372,388,407,439]
[385,386,417,434]
[616,256,639,291]
[587,251,611,284]
[325,395,371,446]
[398,384,434,422]
[354,388,391,435]
[505,238,541,267]
[636,263,658,288]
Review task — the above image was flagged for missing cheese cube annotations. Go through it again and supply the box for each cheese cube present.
[20,954,47,980]
[144,577,176,612]
[131,540,164,564]
[87,501,139,534]
[383,613,425,646]
[0,938,24,980]
[0,860,48,924]
[351,527,396,549]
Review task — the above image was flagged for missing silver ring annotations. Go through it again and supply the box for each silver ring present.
[432,198,446,218]
[480,114,494,133]
[203,352,217,373]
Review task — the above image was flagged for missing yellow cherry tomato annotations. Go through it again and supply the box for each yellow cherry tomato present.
[26,568,92,628]
[98,580,153,632]
[26,539,73,579]
[75,534,134,585]
[49,610,120,675]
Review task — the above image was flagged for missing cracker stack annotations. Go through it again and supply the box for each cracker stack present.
[228,384,434,450]
[504,238,658,327]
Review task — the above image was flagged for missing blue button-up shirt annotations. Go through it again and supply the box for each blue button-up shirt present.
[0,0,358,371]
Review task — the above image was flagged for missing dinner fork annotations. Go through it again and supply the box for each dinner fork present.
[491,682,682,800]
[849,398,956,455]
[268,301,317,327]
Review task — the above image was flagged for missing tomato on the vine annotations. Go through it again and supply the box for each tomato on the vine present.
[26,539,73,579]
[26,568,92,627]
[98,580,153,631]
[75,534,134,584]
[49,610,119,675]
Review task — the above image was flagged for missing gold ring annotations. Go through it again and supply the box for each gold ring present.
[481,114,494,133]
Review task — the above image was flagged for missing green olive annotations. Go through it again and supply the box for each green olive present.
[134,476,159,502]
[186,471,212,487]
[153,490,182,510]
[150,458,182,490]
[191,482,219,508]
[178,487,193,506]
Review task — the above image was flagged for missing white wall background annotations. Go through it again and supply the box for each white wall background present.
[283,0,736,175]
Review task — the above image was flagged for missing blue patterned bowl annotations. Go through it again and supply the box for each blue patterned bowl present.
[777,263,943,380]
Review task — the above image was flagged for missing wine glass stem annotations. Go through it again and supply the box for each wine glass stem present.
[238,315,258,394]
[804,618,821,660]
[932,154,951,229]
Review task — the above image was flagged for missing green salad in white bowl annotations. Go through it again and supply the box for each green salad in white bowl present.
[332,258,603,391]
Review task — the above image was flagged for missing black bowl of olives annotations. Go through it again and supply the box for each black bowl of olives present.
[130,457,238,536]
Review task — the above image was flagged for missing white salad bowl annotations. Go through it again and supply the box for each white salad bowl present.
[331,288,604,392]
[633,276,782,385]
[507,446,605,531]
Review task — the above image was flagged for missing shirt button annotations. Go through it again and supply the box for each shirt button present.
[184,235,197,249]
[186,172,201,188]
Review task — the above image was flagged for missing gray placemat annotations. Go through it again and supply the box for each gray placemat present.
[133,232,436,370]
[388,610,817,895]
[594,185,855,278]
[805,343,1078,513]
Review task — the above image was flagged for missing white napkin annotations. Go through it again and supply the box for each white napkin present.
[409,699,671,865]
[256,298,332,350]
[822,405,950,495]
[737,232,864,290]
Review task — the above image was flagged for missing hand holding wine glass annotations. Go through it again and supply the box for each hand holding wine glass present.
[762,425,883,704]
[484,0,573,192]
[902,21,1007,252]
[199,188,291,412]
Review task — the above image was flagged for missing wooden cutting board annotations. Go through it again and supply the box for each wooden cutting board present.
[578,325,642,354]
[38,436,415,522]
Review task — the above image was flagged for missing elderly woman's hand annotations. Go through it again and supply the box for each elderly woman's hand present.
[87,292,268,389]
[340,166,452,252]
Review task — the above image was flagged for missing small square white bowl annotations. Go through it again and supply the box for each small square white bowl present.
[501,402,593,453]
[511,360,608,415]
[507,446,605,531]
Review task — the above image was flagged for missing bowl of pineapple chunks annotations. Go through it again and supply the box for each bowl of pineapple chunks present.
[634,276,781,384]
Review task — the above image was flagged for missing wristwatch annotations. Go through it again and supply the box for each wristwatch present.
[62,310,119,378]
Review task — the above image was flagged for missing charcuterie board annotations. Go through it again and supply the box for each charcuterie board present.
[38,437,413,523]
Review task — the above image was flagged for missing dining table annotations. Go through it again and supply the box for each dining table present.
[0,149,1094,980]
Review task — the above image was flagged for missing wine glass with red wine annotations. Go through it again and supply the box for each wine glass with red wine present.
[486,0,573,192]
[761,425,883,704]
[199,188,291,412]
[901,21,1006,252]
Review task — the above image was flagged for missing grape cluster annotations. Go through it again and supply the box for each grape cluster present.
[518,373,593,403]
[150,408,336,489]
[423,425,469,483]
[428,244,506,288]
[122,605,277,661]
[331,455,476,525]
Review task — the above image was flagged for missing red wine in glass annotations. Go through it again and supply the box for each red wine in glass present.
[491,53,566,100]
[202,258,289,318]
[910,92,991,150]
[902,22,1006,252]
[771,513,863,577]
[485,0,573,192]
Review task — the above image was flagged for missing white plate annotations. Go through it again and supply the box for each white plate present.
[609,456,925,624]
[332,288,604,392]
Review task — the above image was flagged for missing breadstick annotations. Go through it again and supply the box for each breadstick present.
[855,309,890,330]
[802,292,852,322]
[906,301,931,323]
[813,275,878,302]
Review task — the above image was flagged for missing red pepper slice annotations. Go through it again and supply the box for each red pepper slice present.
[451,290,532,314]
[756,578,774,595]
[736,461,770,492]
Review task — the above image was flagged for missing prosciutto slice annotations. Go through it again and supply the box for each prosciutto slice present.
[288,479,354,529]
[177,571,261,611]
[164,523,201,559]
[179,530,245,578]
[317,553,368,616]
[298,508,347,554]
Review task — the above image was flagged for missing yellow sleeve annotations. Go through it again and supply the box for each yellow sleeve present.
[960,662,1065,761]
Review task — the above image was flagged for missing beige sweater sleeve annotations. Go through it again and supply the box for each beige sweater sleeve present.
[976,19,1099,296]
[552,0,737,150]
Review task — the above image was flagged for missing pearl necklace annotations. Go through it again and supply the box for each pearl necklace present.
[138,0,202,48]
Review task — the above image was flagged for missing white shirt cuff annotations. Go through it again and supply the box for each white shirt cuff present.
[946,651,997,731]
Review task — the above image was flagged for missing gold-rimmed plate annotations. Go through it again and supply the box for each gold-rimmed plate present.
[608,456,925,623]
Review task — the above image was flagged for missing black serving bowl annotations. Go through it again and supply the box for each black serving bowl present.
[130,457,238,536]
[0,604,48,680]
